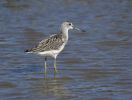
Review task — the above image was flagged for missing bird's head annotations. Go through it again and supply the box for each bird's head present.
[61,21,74,30]
[61,21,85,32]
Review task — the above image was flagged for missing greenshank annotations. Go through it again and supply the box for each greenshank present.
[25,21,82,74]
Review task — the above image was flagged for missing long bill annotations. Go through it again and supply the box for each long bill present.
[74,27,86,32]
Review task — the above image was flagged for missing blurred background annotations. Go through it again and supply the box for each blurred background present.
[0,0,132,100]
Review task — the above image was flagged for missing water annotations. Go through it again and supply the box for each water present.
[0,0,132,100]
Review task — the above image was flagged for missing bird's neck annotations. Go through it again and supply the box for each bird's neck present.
[61,27,69,41]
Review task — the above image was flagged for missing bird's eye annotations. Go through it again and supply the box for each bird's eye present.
[69,23,71,26]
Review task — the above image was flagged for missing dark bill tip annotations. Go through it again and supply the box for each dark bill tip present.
[74,27,86,32]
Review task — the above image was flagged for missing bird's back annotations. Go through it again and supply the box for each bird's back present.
[26,33,65,53]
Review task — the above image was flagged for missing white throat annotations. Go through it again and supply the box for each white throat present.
[61,27,69,41]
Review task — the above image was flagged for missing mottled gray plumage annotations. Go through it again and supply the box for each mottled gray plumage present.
[28,33,65,52]
[25,21,78,74]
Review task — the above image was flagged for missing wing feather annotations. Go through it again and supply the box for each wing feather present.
[31,34,64,52]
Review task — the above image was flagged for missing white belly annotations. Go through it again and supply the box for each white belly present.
[38,43,66,59]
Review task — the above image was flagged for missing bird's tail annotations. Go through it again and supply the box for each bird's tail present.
[25,49,32,53]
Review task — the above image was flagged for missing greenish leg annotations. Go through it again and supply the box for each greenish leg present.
[44,57,47,74]
[54,59,57,73]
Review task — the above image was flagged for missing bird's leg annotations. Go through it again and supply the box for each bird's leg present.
[54,58,57,73]
[44,57,47,75]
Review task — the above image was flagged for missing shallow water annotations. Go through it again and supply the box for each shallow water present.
[0,0,132,100]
